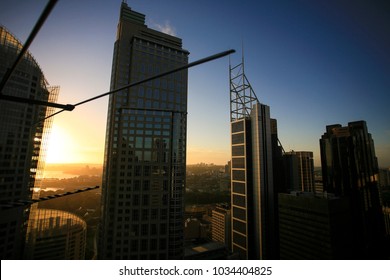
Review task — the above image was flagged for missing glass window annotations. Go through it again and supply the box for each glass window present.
[138,87,144,97]
[233,232,246,249]
[232,145,245,156]
[144,151,151,161]
[132,210,139,221]
[133,195,140,206]
[135,137,144,148]
[233,194,245,207]
[153,89,159,99]
[144,137,152,148]
[232,133,245,144]
[232,120,245,133]
[161,91,167,100]
[233,207,246,221]
[232,170,245,181]
[134,180,140,190]
[143,180,150,190]
[135,151,142,161]
[233,219,246,234]
[232,158,245,168]
[142,210,149,220]
[143,195,149,206]
[233,182,246,194]
[146,88,152,98]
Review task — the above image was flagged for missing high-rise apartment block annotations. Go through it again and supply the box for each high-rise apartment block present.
[230,61,277,259]
[0,26,58,259]
[99,3,188,259]
[320,121,386,259]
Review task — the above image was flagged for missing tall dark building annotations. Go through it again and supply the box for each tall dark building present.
[98,3,189,259]
[230,61,277,259]
[320,121,386,259]
[0,26,58,259]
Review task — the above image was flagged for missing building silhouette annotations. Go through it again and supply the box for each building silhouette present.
[98,3,189,259]
[320,121,386,259]
[230,61,278,259]
[278,192,353,259]
[283,151,315,192]
[0,26,58,259]
[24,209,87,260]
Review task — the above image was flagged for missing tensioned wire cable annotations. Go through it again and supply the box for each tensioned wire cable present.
[36,49,236,123]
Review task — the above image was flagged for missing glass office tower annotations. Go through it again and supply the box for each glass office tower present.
[320,121,386,259]
[0,26,58,259]
[99,3,188,259]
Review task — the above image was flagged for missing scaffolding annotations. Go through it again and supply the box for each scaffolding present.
[229,58,259,121]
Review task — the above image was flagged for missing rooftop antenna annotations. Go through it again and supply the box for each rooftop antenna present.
[242,39,245,68]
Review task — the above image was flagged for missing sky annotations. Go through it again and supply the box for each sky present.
[1,0,389,167]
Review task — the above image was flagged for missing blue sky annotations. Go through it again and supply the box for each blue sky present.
[1,0,389,167]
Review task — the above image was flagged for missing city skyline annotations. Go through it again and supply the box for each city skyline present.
[1,0,389,168]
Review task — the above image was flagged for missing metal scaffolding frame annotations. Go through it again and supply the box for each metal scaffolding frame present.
[229,58,259,121]
[229,56,286,153]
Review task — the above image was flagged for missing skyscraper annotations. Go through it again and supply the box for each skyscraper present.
[0,26,58,259]
[230,61,277,259]
[99,3,189,260]
[320,121,386,259]
[283,151,315,192]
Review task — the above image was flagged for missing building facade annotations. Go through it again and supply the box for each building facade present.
[24,209,87,259]
[320,121,386,259]
[211,204,231,249]
[230,61,276,259]
[283,151,315,192]
[99,3,189,259]
[0,26,58,259]
[278,192,352,259]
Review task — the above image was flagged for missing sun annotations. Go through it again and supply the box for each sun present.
[45,124,77,164]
